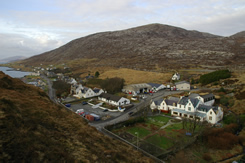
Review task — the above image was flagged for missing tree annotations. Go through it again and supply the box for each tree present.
[95,71,100,78]
[101,77,125,94]
[182,112,205,135]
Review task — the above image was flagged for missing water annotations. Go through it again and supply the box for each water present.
[0,67,31,78]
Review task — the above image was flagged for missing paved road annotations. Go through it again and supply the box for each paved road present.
[90,90,183,130]
[40,74,56,103]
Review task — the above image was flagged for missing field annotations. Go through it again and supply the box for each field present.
[112,116,191,157]
[111,115,244,162]
[99,68,172,84]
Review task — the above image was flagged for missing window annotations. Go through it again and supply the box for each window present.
[184,114,187,117]
[210,111,212,115]
[190,115,193,118]
[209,116,212,120]
[173,112,178,115]
[188,107,191,111]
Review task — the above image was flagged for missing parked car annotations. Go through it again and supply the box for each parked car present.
[128,112,134,116]
[82,101,88,105]
[103,109,108,112]
[65,103,71,107]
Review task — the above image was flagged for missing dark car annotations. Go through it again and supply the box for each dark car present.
[128,112,134,116]
[82,101,88,105]
[103,109,108,112]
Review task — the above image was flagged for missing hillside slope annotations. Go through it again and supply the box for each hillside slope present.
[22,23,245,70]
[0,72,152,162]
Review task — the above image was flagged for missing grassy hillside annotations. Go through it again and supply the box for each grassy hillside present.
[0,72,153,162]
[99,68,172,84]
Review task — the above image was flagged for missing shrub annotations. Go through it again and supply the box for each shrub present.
[199,69,231,85]
[204,128,239,150]
[202,153,212,161]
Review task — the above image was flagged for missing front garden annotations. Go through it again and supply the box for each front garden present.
[110,115,244,162]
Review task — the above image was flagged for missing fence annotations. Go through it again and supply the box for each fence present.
[101,127,164,163]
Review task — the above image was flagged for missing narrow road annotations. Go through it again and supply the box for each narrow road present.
[40,74,56,103]
[90,90,183,130]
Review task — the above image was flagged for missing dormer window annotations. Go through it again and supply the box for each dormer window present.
[210,111,212,114]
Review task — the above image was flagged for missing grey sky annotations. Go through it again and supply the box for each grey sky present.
[0,0,244,59]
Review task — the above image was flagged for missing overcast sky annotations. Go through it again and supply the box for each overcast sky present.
[0,0,245,60]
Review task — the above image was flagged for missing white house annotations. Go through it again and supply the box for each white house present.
[152,93,223,124]
[197,104,223,124]
[98,93,130,106]
[150,99,164,110]
[150,97,179,113]
[171,95,223,124]
[175,81,190,90]
[172,73,180,81]
[72,84,104,99]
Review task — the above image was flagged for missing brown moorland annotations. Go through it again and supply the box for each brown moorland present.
[0,72,153,162]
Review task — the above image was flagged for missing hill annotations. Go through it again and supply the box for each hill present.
[21,23,245,71]
[0,72,152,162]
[0,56,26,64]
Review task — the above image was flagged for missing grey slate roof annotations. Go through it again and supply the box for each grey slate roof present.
[153,99,164,105]
[175,81,190,85]
[188,93,199,99]
[201,93,214,99]
[165,97,179,106]
[93,88,101,93]
[178,97,199,108]
[197,104,218,114]
[147,83,161,88]
[81,87,89,93]
[99,93,122,102]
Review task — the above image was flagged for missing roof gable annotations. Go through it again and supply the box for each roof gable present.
[99,93,122,102]
[147,83,161,88]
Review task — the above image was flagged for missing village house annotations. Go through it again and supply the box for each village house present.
[150,97,179,113]
[98,93,130,106]
[150,93,223,124]
[71,84,104,99]
[172,73,180,81]
[175,81,190,90]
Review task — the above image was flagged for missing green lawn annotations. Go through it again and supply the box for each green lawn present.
[146,134,173,149]
[165,123,183,131]
[146,116,171,127]
[127,127,151,138]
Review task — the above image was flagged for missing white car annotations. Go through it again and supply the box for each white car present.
[75,109,84,114]
[131,97,137,101]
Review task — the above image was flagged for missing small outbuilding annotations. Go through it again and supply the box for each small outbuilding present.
[175,81,190,90]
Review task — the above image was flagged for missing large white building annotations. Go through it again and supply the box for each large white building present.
[150,93,223,124]
[98,93,130,106]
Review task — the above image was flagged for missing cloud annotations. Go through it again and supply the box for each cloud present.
[0,0,244,59]
[0,33,63,59]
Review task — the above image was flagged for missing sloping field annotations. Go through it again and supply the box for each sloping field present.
[99,68,172,84]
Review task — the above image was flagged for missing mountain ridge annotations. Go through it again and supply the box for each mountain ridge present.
[21,23,245,70]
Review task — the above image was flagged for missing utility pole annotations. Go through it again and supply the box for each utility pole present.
[135,132,139,150]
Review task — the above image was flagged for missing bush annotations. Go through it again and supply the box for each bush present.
[202,153,212,161]
[101,77,125,94]
[204,127,239,150]
[223,114,237,124]
[199,69,231,85]
[53,80,71,97]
